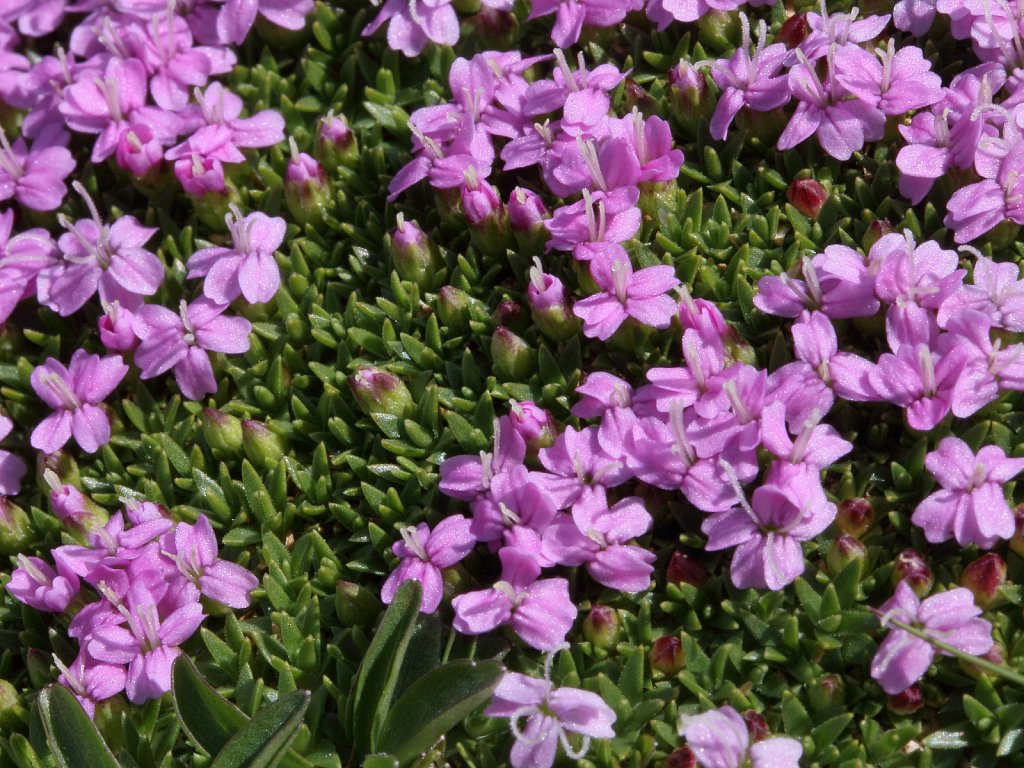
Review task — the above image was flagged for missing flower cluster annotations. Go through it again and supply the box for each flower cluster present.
[7,496,257,713]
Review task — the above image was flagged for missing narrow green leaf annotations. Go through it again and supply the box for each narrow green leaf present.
[37,686,120,768]
[173,657,250,756]
[210,691,310,768]
[376,660,503,765]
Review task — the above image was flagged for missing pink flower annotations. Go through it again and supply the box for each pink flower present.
[678,705,802,768]
[529,0,630,48]
[217,0,314,44]
[362,0,459,57]
[872,581,993,694]
[30,350,128,454]
[169,515,260,609]
[7,553,80,612]
[0,414,26,496]
[132,297,252,401]
[0,128,75,211]
[187,206,285,304]
[380,516,476,613]
[912,437,1024,548]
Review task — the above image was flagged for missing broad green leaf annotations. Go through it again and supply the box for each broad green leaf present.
[210,691,310,768]
[376,660,503,765]
[173,657,250,756]
[346,580,422,754]
[392,613,442,703]
[37,685,120,768]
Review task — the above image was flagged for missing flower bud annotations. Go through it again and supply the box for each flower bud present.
[202,408,244,457]
[887,684,923,715]
[0,679,26,730]
[582,604,619,649]
[624,78,657,116]
[348,366,414,419]
[742,711,769,742]
[649,635,685,676]
[826,535,867,575]
[667,61,711,133]
[677,285,727,340]
[1010,503,1024,558]
[960,645,1005,679]
[508,187,549,252]
[808,673,846,712]
[98,301,136,352]
[390,214,442,289]
[666,551,708,588]
[836,497,874,538]
[666,746,696,768]
[863,219,895,253]
[241,420,287,469]
[316,111,357,171]
[0,498,34,555]
[776,13,810,48]
[892,549,934,597]
[116,125,163,180]
[494,299,527,333]
[335,580,382,626]
[44,469,107,535]
[960,553,1006,608]
[285,137,330,225]
[177,161,241,231]
[35,451,79,489]
[787,178,828,219]
[527,258,580,342]
[466,6,519,48]
[505,402,557,452]
[462,172,512,257]
[696,10,740,52]
[491,326,535,380]
[437,286,488,331]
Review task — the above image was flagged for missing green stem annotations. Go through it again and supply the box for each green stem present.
[887,618,1024,688]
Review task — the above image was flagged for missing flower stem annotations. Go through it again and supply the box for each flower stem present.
[887,618,1024,688]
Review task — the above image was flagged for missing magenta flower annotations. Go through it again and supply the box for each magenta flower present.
[0,414,25,496]
[381,516,476,613]
[0,128,75,211]
[911,437,1024,548]
[54,650,128,718]
[37,183,163,316]
[362,0,459,57]
[939,255,1024,331]
[759,402,852,469]
[754,248,879,319]
[170,515,260,609]
[868,343,967,431]
[132,297,252,401]
[545,188,641,257]
[485,657,616,768]
[678,705,802,768]
[6,553,80,612]
[574,249,679,340]
[702,462,835,591]
[872,581,993,694]
[217,0,313,44]
[30,350,128,454]
[187,206,285,304]
[528,0,630,48]
[945,142,1024,243]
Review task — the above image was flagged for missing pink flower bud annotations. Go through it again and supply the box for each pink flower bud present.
[863,219,895,252]
[285,137,329,224]
[316,112,356,171]
[98,302,136,352]
[349,366,414,419]
[390,215,440,288]
[242,420,287,469]
[892,549,934,597]
[787,178,828,219]
[116,125,163,179]
[582,604,619,649]
[508,187,548,233]
[437,286,488,331]
[1011,503,1024,557]
[505,402,557,451]
[960,553,1007,608]
[649,635,684,675]
[826,535,867,575]
[44,469,107,535]
[491,326,534,380]
[808,674,846,712]
[666,551,708,588]
[668,60,705,98]
[0,499,33,555]
[836,497,874,538]
[887,684,923,715]
[527,259,579,341]
[174,154,226,196]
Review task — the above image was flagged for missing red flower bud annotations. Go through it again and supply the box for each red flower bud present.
[960,553,1007,608]
[826,535,867,575]
[836,497,874,538]
[892,549,934,597]
[582,604,620,649]
[666,746,696,768]
[742,710,769,742]
[776,13,810,48]
[887,684,923,715]
[666,551,708,588]
[649,635,685,675]
[787,178,828,219]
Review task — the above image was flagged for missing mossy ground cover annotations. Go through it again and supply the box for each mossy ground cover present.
[2,2,1024,767]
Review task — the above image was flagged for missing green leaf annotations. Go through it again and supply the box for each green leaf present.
[37,685,120,768]
[376,660,503,766]
[210,691,310,768]
[346,580,422,754]
[173,656,250,756]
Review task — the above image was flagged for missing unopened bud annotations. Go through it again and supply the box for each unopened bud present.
[494,300,527,333]
[0,680,26,730]
[787,178,828,219]
[887,684,923,715]
[666,551,708,588]
[98,301,136,352]
[35,451,79,489]
[960,553,1006,608]
[241,420,287,469]
[505,402,557,452]
[390,215,442,289]
[649,635,684,675]
[1010,503,1024,558]
[509,187,549,252]
[696,10,740,52]
[742,710,769,742]
[463,177,512,257]
[666,746,696,768]
[960,645,1005,679]
[527,259,580,341]
[776,13,810,47]
[582,604,619,649]
[437,286,488,331]
[808,673,846,712]
[47,475,107,535]
[316,111,357,171]
[667,61,711,132]
[826,535,867,575]
[201,408,244,457]
[836,497,874,538]
[285,137,329,225]
[334,580,382,626]
[0,498,34,555]
[892,549,934,597]
[348,366,414,419]
[624,78,657,116]
[863,219,895,253]
[466,6,519,47]
[116,125,163,180]
[491,326,535,380]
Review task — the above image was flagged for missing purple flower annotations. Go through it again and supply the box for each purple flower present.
[485,657,616,768]
[945,142,1024,243]
[187,206,285,304]
[0,414,26,496]
[529,0,630,48]
[6,553,80,612]
[30,350,128,454]
[939,254,1024,331]
[545,188,641,256]
[754,248,879,319]
[362,0,459,57]
[380,516,476,613]
[871,581,993,694]
[535,425,631,513]
[574,249,679,340]
[178,82,284,151]
[759,402,852,469]
[132,297,252,401]
[0,128,75,211]
[678,705,802,768]
[54,650,127,718]
[38,183,163,316]
[216,0,313,44]
[169,515,259,609]
[911,436,1024,548]
[868,343,967,431]
[702,462,836,591]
